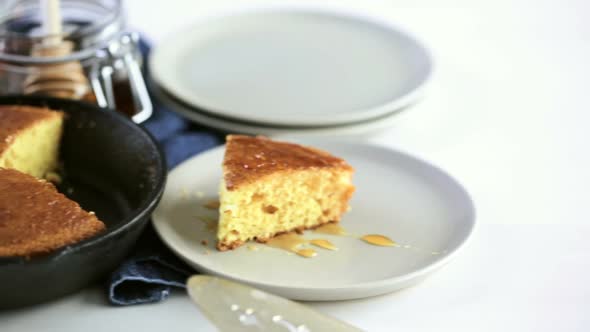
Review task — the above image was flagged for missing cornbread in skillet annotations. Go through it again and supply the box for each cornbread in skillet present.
[0,105,64,178]
[0,168,106,257]
[217,135,355,251]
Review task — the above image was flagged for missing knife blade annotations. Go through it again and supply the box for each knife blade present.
[187,275,364,332]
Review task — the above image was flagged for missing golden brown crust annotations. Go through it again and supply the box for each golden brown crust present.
[222,135,353,190]
[0,168,106,257]
[0,105,64,156]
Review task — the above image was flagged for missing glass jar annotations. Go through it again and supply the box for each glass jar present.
[0,0,152,123]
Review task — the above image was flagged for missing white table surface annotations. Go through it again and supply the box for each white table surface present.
[2,1,589,331]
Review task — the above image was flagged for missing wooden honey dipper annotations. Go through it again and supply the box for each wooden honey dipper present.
[23,0,91,99]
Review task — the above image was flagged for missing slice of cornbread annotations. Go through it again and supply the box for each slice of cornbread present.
[217,135,355,251]
[0,105,64,179]
[0,168,106,257]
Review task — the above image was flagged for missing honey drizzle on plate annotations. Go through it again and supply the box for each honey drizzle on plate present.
[360,234,397,247]
[204,200,220,210]
[266,233,307,251]
[197,216,218,232]
[266,233,316,257]
[313,223,347,236]
[296,249,317,258]
[257,224,443,258]
[265,226,403,258]
[310,239,337,250]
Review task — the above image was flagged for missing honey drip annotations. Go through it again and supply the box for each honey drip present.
[258,224,442,258]
[296,249,317,258]
[313,223,347,236]
[361,234,397,247]
[265,233,319,258]
[198,216,217,232]
[310,239,337,250]
[266,233,307,252]
[204,200,220,210]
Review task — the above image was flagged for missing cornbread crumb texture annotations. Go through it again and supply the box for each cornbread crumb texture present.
[0,105,64,178]
[0,168,106,257]
[217,135,355,251]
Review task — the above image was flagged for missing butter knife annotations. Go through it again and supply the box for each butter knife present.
[187,275,364,332]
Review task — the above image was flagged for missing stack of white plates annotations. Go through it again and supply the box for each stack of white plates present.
[149,6,433,136]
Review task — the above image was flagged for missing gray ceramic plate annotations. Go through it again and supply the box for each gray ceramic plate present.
[152,139,475,301]
[149,80,407,137]
[150,6,432,127]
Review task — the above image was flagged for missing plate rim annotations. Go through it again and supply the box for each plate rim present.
[152,140,476,294]
[149,4,434,127]
[149,80,412,137]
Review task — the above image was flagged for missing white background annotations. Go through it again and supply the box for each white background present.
[2,1,589,331]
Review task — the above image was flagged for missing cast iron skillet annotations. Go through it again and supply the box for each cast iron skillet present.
[0,96,166,309]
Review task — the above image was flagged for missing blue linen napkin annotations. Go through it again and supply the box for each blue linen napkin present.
[107,38,221,305]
